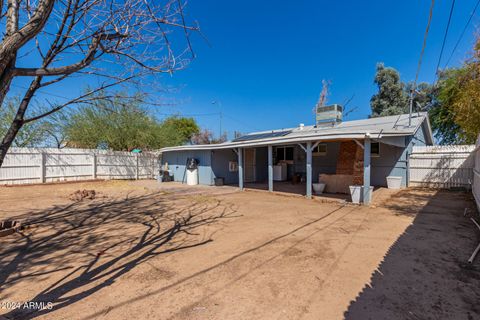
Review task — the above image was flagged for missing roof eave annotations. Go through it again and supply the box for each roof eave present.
[159,130,417,153]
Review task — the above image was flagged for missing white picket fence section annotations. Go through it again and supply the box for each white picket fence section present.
[0,147,159,185]
[409,145,476,189]
[473,136,480,211]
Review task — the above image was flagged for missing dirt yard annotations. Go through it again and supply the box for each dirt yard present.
[0,180,479,320]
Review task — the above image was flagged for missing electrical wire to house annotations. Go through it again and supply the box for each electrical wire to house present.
[444,0,480,68]
[11,83,257,137]
[409,0,435,126]
[435,0,456,77]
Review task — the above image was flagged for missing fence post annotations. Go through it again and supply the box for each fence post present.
[135,153,139,180]
[406,151,410,187]
[92,153,97,179]
[40,152,46,183]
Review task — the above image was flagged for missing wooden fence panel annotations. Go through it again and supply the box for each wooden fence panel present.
[0,147,159,185]
[409,145,476,188]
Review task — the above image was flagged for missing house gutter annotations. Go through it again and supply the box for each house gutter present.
[159,131,418,153]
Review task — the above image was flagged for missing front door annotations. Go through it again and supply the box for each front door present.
[244,148,256,182]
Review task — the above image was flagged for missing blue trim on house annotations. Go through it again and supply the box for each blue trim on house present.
[162,150,213,185]
[211,149,239,185]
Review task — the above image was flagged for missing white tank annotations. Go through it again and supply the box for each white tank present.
[186,169,198,185]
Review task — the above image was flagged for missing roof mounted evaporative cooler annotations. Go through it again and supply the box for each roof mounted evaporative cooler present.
[316,104,343,127]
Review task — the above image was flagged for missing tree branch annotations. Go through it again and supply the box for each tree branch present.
[6,0,19,36]
[23,75,136,124]
[11,33,125,77]
[0,0,55,64]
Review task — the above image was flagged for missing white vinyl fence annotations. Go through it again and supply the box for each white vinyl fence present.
[409,145,476,189]
[0,147,159,185]
[474,136,480,211]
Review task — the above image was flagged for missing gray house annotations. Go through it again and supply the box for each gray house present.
[160,112,433,203]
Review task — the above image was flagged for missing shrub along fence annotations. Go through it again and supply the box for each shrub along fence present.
[0,147,159,185]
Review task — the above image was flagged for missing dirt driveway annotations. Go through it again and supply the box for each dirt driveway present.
[0,180,479,319]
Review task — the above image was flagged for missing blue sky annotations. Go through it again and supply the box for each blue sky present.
[10,0,480,139]
[157,0,480,138]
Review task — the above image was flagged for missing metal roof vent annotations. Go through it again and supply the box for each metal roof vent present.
[316,104,343,127]
[299,123,304,130]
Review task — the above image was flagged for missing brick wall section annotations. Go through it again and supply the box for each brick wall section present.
[353,144,364,185]
[336,141,356,175]
[336,141,364,185]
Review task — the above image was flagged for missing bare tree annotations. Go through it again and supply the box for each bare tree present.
[191,129,227,145]
[317,79,330,108]
[0,0,198,166]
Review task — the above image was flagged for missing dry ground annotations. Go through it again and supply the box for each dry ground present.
[0,180,479,320]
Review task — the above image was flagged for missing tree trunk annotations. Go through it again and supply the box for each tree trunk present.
[0,118,23,167]
[0,77,41,167]
[0,58,17,108]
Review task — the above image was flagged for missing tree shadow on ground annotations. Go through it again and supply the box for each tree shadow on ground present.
[344,189,480,320]
[0,192,237,319]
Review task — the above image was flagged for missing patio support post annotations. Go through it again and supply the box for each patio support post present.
[363,137,371,205]
[306,141,312,199]
[268,145,273,192]
[238,148,244,190]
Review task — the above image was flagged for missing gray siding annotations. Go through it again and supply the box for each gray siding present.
[312,142,340,180]
[371,122,430,187]
[371,142,407,187]
[411,122,428,146]
[294,142,340,182]
[211,149,239,185]
[161,121,431,188]
[162,150,213,185]
[404,122,430,186]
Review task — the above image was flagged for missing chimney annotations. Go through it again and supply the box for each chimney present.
[299,123,305,130]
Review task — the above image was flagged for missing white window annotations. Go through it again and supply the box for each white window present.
[371,142,380,157]
[313,143,327,156]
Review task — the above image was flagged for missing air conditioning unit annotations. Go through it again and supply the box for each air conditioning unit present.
[316,104,343,127]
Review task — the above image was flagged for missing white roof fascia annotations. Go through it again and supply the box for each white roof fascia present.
[159,113,429,153]
[160,131,417,153]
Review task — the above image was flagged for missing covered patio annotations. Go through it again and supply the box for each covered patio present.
[235,138,374,204]
[244,181,351,202]
[160,113,432,205]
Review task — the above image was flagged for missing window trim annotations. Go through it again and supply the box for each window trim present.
[313,143,327,156]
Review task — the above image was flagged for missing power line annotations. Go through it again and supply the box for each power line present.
[414,0,435,87]
[159,111,259,132]
[11,83,74,101]
[157,112,220,117]
[409,0,435,126]
[444,0,480,68]
[223,114,260,132]
[11,83,258,133]
[435,0,456,76]
[10,84,220,116]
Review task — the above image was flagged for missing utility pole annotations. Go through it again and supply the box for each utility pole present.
[408,89,413,127]
[408,87,418,127]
